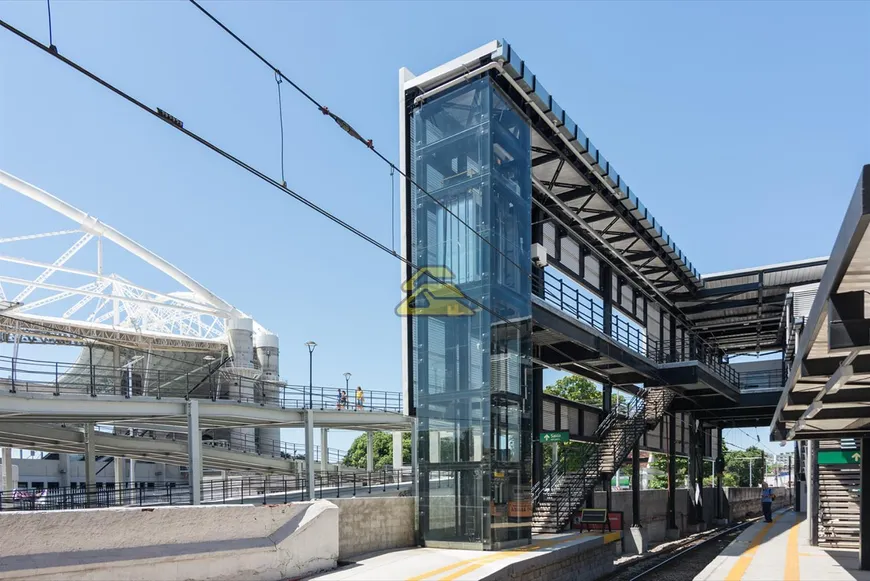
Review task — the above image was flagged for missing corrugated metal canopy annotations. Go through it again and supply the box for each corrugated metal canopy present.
[772,165,870,440]
[672,257,827,354]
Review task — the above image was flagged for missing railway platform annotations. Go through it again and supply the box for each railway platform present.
[307,530,622,581]
[695,509,870,581]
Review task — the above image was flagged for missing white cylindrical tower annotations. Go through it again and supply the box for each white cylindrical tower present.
[226,317,256,452]
[255,331,281,456]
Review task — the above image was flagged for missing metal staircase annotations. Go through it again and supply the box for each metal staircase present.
[532,386,675,533]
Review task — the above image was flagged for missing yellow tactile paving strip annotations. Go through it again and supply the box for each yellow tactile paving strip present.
[406,532,622,581]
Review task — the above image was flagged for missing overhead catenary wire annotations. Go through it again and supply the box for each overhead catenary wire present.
[0,15,783,439]
[184,0,532,286]
[0,17,584,367]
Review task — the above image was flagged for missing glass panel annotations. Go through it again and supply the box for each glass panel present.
[411,78,532,549]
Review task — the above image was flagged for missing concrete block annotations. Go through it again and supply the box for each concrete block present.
[625,526,648,555]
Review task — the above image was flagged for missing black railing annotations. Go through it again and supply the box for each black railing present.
[0,355,402,413]
[535,270,784,392]
[0,469,416,512]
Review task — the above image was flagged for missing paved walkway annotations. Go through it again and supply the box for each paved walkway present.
[695,509,870,581]
[307,531,621,581]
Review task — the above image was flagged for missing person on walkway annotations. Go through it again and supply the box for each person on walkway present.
[761,481,775,522]
[340,390,348,410]
[355,386,365,411]
[336,388,343,410]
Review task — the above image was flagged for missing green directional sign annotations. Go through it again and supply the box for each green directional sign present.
[540,431,570,443]
[818,450,861,465]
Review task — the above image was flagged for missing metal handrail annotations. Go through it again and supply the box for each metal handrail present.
[0,355,403,413]
[536,271,787,392]
[0,469,417,512]
[532,387,672,531]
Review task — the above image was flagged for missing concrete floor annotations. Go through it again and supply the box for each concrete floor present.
[695,509,870,581]
[307,531,621,581]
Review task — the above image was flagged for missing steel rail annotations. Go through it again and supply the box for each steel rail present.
[627,520,754,581]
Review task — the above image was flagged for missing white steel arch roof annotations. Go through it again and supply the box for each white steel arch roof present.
[0,169,266,351]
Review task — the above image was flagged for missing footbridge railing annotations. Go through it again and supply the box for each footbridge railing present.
[0,468,419,512]
[534,270,784,391]
[0,355,403,413]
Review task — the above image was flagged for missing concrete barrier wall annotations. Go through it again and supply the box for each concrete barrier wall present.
[723,486,790,521]
[591,486,794,542]
[0,501,338,581]
[593,489,694,542]
[331,497,415,559]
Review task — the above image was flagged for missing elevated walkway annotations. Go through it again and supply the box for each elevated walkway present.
[532,270,760,402]
[695,510,870,581]
[0,423,296,474]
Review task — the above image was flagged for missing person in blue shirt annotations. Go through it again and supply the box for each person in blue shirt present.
[761,482,775,522]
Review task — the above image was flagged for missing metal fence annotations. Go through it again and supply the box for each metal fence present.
[0,469,417,512]
[0,355,402,413]
[536,270,786,391]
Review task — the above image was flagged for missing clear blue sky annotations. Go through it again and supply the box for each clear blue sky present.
[1,1,868,454]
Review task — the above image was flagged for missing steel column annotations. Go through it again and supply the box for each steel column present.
[667,414,677,530]
[601,264,613,336]
[716,427,724,520]
[113,456,125,491]
[603,382,613,511]
[809,440,819,546]
[861,438,870,569]
[794,440,802,512]
[532,364,544,490]
[632,439,641,526]
[187,399,202,505]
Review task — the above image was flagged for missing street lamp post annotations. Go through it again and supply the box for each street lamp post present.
[305,341,317,409]
[343,372,351,392]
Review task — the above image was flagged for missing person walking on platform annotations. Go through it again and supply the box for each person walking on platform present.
[355,386,365,411]
[761,481,775,522]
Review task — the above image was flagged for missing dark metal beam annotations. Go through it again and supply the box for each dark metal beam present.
[532,151,562,167]
[583,211,619,226]
[781,407,870,421]
[682,298,765,315]
[802,354,870,378]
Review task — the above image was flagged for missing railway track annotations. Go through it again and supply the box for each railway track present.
[601,520,755,581]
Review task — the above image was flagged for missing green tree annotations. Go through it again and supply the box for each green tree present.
[343,432,410,470]
[724,446,765,487]
[544,375,627,409]
[544,375,601,405]
[647,453,688,489]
